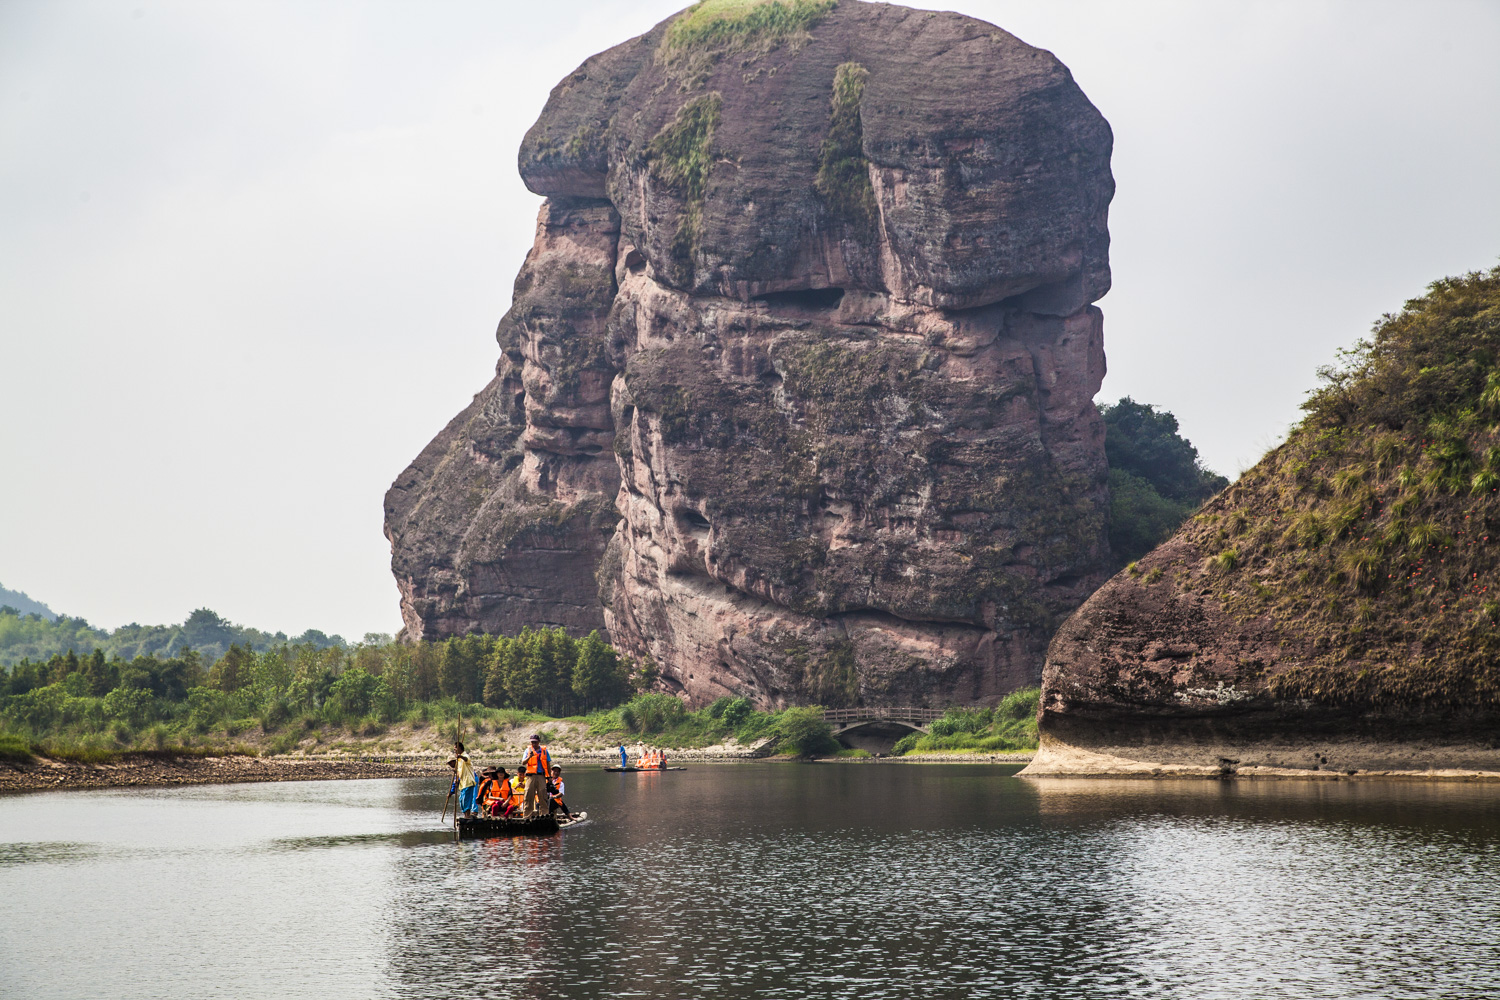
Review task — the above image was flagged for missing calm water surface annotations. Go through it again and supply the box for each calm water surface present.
[1,764,1497,999]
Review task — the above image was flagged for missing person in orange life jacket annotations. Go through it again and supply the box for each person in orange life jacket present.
[548,765,571,817]
[475,767,500,817]
[520,734,552,819]
[484,767,516,818]
[448,741,478,818]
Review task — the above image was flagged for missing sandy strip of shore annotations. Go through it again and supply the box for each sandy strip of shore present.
[2,745,1038,792]
[1018,739,1500,782]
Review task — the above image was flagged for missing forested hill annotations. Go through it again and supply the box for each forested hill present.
[0,585,55,622]
[0,606,347,669]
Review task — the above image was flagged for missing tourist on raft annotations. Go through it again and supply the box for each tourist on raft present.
[479,767,516,819]
[448,741,478,819]
[548,765,571,818]
[520,734,553,819]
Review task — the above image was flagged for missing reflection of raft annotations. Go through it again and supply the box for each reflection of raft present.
[455,811,589,839]
[603,766,686,772]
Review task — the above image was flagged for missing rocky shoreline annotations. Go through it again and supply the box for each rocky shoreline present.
[1018,734,1500,781]
[0,740,778,793]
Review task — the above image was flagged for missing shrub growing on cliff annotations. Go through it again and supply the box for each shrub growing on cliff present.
[645,93,722,261]
[815,62,876,233]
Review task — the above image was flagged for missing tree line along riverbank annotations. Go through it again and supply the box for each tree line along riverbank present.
[0,624,1040,777]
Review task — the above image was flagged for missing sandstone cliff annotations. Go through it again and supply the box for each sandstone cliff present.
[386,0,1115,708]
[1028,267,1500,776]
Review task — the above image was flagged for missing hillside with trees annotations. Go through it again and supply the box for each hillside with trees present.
[0,606,345,668]
[0,584,55,621]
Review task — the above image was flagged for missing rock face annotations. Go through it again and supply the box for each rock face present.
[1028,267,1500,776]
[386,0,1115,708]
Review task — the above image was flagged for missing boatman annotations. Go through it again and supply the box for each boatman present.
[449,741,478,819]
[520,733,552,819]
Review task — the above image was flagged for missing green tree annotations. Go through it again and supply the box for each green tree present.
[1101,398,1227,504]
[772,707,839,757]
[1100,397,1229,564]
[79,648,108,696]
[52,650,79,685]
[439,635,486,704]
[505,627,570,714]
[481,636,516,708]
[207,644,254,692]
[570,631,628,712]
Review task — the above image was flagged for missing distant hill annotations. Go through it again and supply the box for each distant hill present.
[0,605,345,669]
[0,584,56,622]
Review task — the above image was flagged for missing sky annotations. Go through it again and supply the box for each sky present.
[2,0,1497,640]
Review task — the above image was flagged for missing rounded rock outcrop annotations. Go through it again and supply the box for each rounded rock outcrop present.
[387,0,1116,708]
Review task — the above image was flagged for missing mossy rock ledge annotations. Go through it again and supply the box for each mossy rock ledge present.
[1027,267,1500,777]
[386,0,1116,709]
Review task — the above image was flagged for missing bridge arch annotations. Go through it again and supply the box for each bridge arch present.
[822,707,944,754]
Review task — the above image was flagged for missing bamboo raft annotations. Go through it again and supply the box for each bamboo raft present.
[603,766,687,772]
[455,811,589,839]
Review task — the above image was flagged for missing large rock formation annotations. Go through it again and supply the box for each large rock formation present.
[386,0,1115,708]
[1027,266,1500,776]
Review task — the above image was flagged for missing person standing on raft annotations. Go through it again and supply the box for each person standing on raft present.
[449,741,478,819]
[520,734,552,819]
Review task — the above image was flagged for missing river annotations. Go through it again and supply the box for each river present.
[2,763,1497,998]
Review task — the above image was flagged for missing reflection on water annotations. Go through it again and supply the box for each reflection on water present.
[1,765,1497,999]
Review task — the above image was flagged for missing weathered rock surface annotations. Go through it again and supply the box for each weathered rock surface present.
[387,0,1115,708]
[1027,267,1500,776]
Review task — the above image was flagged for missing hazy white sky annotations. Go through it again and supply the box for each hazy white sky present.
[2,0,1497,640]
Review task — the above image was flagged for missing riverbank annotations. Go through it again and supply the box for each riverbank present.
[0,751,443,791]
[0,738,785,792]
[0,742,1040,792]
[820,751,1035,764]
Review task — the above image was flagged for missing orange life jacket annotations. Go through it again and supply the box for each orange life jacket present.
[524,745,552,775]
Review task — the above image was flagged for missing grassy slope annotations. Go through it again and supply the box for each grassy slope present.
[1145,266,1500,712]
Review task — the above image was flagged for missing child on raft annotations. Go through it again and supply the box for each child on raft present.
[549,765,571,818]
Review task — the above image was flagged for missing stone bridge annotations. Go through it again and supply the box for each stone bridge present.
[821,707,946,752]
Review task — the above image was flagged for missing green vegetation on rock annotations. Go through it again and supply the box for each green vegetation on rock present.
[1169,266,1500,711]
[660,0,837,86]
[1101,397,1228,565]
[892,688,1040,754]
[645,92,723,261]
[815,61,876,233]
